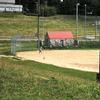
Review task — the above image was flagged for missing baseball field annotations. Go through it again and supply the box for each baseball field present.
[17,50,99,72]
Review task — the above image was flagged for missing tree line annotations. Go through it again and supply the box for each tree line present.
[16,0,100,15]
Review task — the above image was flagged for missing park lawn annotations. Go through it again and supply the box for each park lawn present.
[0,13,100,100]
[0,40,37,55]
[0,13,99,36]
[0,57,100,100]
[0,41,11,55]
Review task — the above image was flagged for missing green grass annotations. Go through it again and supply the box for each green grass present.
[16,41,37,52]
[0,13,99,36]
[0,41,11,55]
[0,41,37,55]
[0,57,100,100]
[0,13,100,100]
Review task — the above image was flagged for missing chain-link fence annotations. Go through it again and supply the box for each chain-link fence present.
[11,35,38,55]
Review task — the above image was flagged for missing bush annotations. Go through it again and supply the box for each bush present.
[78,41,100,49]
[41,6,57,16]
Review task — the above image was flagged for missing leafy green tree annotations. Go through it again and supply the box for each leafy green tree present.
[15,0,100,15]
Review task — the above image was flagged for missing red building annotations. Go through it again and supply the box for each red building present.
[44,31,74,47]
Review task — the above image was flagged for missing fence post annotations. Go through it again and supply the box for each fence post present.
[11,36,17,55]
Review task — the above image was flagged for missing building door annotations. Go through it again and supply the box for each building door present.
[60,40,64,47]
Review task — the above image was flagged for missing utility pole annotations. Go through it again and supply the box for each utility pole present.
[96,20,100,82]
[96,33,100,82]
[99,21,100,81]
[76,3,80,40]
[84,4,87,37]
[37,0,40,49]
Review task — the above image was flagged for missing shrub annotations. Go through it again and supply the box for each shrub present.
[78,41,100,49]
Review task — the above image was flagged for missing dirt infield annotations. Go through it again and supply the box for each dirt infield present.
[16,50,99,72]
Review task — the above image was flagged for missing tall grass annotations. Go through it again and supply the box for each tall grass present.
[0,41,11,55]
[0,13,99,36]
[0,57,100,100]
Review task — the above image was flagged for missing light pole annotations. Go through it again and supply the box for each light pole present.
[37,0,40,50]
[99,41,100,81]
[96,35,100,82]
[76,3,80,40]
[60,0,63,2]
[84,4,87,37]
[96,20,100,82]
[95,20,98,39]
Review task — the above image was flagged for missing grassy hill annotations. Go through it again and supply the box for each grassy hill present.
[0,13,100,100]
[0,57,100,100]
[0,13,99,37]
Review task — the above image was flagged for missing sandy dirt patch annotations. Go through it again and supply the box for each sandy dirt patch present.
[16,50,99,72]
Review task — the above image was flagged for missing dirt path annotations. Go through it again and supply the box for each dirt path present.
[16,50,99,72]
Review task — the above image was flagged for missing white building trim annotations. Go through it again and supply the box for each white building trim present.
[0,0,15,4]
[0,4,23,12]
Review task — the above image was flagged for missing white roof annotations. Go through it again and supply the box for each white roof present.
[0,4,23,8]
[0,0,15,4]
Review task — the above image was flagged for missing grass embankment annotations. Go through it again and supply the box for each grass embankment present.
[0,41,38,55]
[0,41,11,55]
[0,12,99,36]
[0,57,100,100]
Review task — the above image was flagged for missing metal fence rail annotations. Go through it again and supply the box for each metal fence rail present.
[0,35,39,41]
[0,36,12,41]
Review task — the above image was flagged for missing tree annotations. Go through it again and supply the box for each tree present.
[15,0,100,15]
